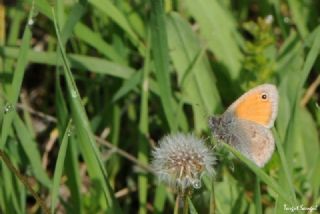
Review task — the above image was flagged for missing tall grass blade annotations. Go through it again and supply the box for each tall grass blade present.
[51,120,72,213]
[223,143,291,203]
[51,6,121,212]
[150,0,176,131]
[0,19,32,147]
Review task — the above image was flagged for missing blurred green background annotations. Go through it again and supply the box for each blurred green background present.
[0,0,319,213]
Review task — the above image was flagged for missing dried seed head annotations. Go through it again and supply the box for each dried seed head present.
[151,133,215,191]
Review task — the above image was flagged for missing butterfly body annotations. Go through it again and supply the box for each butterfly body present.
[209,112,235,142]
[209,84,279,167]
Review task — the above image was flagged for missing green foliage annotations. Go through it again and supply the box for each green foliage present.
[0,0,319,213]
[241,17,276,89]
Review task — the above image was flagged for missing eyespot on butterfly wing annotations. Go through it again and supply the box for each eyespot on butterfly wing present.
[226,84,278,128]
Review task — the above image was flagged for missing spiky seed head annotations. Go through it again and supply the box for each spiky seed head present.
[151,133,215,191]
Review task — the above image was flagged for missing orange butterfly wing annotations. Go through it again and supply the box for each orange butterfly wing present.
[235,92,272,125]
[227,84,278,128]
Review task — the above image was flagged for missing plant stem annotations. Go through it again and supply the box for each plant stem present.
[174,194,180,214]
[0,149,50,214]
[182,194,189,214]
[210,180,216,214]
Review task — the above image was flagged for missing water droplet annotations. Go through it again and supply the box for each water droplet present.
[3,103,15,114]
[67,126,75,137]
[71,90,78,98]
[28,0,38,26]
[229,162,235,172]
[265,15,273,24]
[283,17,290,24]
[28,18,34,26]
[192,179,202,189]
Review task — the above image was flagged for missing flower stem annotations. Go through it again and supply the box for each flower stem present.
[174,192,189,214]
[210,180,216,214]
[174,194,180,214]
[182,194,189,214]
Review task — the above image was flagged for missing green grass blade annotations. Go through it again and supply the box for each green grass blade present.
[153,184,167,214]
[112,70,142,102]
[222,143,291,203]
[166,12,222,132]
[188,197,199,214]
[310,154,320,200]
[297,27,320,93]
[1,7,25,93]
[281,26,320,184]
[287,1,309,38]
[55,74,83,212]
[283,26,320,146]
[51,6,121,212]
[254,177,262,214]
[271,0,288,38]
[51,120,72,213]
[13,114,51,187]
[32,0,53,20]
[60,3,86,44]
[0,20,32,148]
[185,0,243,79]
[138,32,151,214]
[88,0,144,54]
[73,23,125,64]
[150,0,177,131]
[2,164,18,213]
[273,129,297,205]
[64,137,83,213]
[1,46,135,79]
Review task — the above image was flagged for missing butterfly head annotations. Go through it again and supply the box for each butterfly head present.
[208,114,233,142]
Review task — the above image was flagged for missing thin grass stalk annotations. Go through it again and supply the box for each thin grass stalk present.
[209,180,216,214]
[0,150,49,214]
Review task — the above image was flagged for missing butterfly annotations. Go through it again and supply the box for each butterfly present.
[208,84,279,167]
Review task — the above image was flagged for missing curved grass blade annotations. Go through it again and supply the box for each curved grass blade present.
[73,24,125,64]
[254,177,262,214]
[88,0,144,54]
[283,26,320,151]
[185,0,243,79]
[51,6,121,212]
[188,197,198,214]
[0,16,32,148]
[153,184,166,214]
[166,12,222,132]
[222,142,291,203]
[51,120,72,213]
[138,32,151,214]
[273,129,298,205]
[13,114,51,187]
[150,0,177,131]
[1,46,135,79]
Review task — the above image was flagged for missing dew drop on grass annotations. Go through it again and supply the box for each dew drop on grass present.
[229,161,235,172]
[28,0,39,26]
[192,179,201,189]
[265,15,273,24]
[71,90,78,98]
[28,18,34,26]
[3,103,15,114]
[283,17,290,24]
[67,126,75,137]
